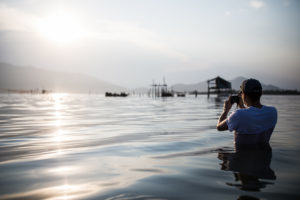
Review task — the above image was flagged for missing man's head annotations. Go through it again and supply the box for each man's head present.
[240,79,262,106]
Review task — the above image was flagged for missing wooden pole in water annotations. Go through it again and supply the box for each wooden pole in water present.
[207,80,210,98]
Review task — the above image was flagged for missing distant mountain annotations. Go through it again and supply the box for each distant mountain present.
[171,81,206,92]
[230,76,281,91]
[132,87,150,94]
[172,76,281,92]
[0,62,125,93]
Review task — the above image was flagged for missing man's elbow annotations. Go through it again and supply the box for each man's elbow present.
[216,123,228,131]
[216,125,223,131]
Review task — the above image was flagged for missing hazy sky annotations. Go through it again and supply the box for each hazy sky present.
[0,0,299,89]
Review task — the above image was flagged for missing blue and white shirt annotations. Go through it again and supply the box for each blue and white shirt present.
[226,106,277,145]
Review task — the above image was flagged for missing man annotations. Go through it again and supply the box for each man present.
[217,79,277,148]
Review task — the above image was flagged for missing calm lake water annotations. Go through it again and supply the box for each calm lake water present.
[0,94,299,200]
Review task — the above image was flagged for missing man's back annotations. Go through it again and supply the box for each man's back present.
[226,105,277,146]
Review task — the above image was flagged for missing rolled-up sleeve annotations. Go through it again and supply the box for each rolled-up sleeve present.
[226,110,240,132]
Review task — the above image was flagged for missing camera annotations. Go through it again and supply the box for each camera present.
[231,95,239,104]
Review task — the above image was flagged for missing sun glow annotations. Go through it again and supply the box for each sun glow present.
[37,13,84,44]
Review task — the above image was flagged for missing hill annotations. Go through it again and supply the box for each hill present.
[171,76,281,92]
[230,76,280,91]
[0,62,125,93]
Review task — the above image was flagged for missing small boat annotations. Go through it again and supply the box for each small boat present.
[161,90,174,97]
[177,93,186,97]
[105,92,129,97]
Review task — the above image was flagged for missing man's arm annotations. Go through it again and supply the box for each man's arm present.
[216,97,232,131]
[217,110,229,131]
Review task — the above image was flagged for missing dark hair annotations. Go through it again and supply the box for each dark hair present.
[245,92,262,102]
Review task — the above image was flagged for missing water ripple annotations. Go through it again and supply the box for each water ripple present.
[0,94,299,200]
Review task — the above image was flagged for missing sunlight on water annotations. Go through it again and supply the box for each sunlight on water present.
[0,94,300,200]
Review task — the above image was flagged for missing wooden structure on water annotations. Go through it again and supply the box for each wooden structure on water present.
[150,78,174,97]
[207,76,232,96]
[148,76,232,98]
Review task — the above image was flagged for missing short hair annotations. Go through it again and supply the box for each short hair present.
[245,92,262,102]
[240,79,262,102]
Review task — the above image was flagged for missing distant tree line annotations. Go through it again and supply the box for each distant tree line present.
[262,90,300,95]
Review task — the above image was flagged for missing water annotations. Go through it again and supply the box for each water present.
[0,94,299,200]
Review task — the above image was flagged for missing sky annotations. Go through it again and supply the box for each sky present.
[0,0,299,89]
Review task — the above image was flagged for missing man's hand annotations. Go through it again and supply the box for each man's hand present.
[217,96,233,131]
[237,94,245,109]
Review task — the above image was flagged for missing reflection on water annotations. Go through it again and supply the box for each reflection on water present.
[0,94,300,200]
[218,145,276,192]
[237,196,260,200]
